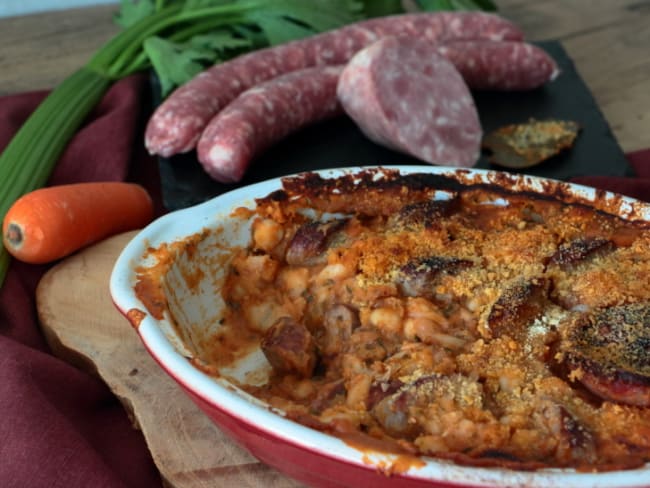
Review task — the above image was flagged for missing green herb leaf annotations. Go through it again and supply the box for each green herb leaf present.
[144,26,257,97]
[133,0,364,91]
[415,0,496,11]
[465,0,497,10]
[450,0,481,10]
[450,0,497,10]
[145,0,362,89]
[245,13,317,45]
[182,0,240,9]
[359,0,404,18]
[114,0,157,28]
[248,0,363,33]
[144,36,213,97]
[189,31,252,53]
[231,24,270,51]
[416,0,455,10]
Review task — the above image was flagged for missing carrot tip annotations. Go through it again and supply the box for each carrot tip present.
[4,223,23,249]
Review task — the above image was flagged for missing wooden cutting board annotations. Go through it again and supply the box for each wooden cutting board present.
[35,231,304,488]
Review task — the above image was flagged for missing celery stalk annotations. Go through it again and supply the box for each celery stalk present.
[0,2,210,287]
[0,0,365,288]
[0,67,110,284]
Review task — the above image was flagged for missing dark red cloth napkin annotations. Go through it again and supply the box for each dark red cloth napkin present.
[0,74,648,488]
[0,75,162,488]
[571,149,650,202]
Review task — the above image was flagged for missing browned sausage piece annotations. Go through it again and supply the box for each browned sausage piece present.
[261,316,318,378]
[394,256,473,299]
[337,36,482,168]
[145,12,524,157]
[485,277,549,340]
[284,218,348,267]
[531,401,597,465]
[370,374,484,440]
[388,198,460,230]
[197,66,344,183]
[320,304,360,357]
[548,237,615,270]
[560,302,650,407]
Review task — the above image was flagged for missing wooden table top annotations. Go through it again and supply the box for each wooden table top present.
[1,3,649,487]
[1,1,649,153]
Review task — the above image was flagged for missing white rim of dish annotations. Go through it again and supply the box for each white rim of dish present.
[109,165,650,488]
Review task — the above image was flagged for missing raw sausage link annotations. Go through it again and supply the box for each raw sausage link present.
[337,37,482,168]
[436,40,559,90]
[145,12,523,157]
[145,27,372,158]
[197,66,344,183]
[198,40,557,183]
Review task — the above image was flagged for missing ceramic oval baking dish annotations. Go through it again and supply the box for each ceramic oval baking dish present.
[110,166,650,488]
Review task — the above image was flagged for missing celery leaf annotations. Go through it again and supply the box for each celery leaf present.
[415,0,497,11]
[359,0,404,18]
[144,36,214,97]
[114,0,157,28]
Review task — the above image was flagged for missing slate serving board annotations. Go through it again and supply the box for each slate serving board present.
[156,40,634,211]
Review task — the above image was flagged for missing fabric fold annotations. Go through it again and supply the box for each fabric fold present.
[0,75,161,488]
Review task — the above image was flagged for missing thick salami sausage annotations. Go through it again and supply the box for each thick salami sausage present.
[145,12,523,157]
[337,37,482,168]
[196,66,343,183]
[436,40,559,90]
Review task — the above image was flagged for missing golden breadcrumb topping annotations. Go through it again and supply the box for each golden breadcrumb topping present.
[210,176,650,471]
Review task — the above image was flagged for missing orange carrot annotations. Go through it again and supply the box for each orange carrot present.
[3,182,154,264]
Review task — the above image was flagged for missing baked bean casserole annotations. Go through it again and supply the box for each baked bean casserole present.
[201,170,650,471]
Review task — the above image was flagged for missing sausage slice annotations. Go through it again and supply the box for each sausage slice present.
[337,37,482,168]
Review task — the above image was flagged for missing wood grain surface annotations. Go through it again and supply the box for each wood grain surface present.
[5,2,650,486]
[0,1,649,152]
[35,232,304,488]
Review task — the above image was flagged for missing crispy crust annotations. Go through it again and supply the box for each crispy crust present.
[213,170,650,471]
